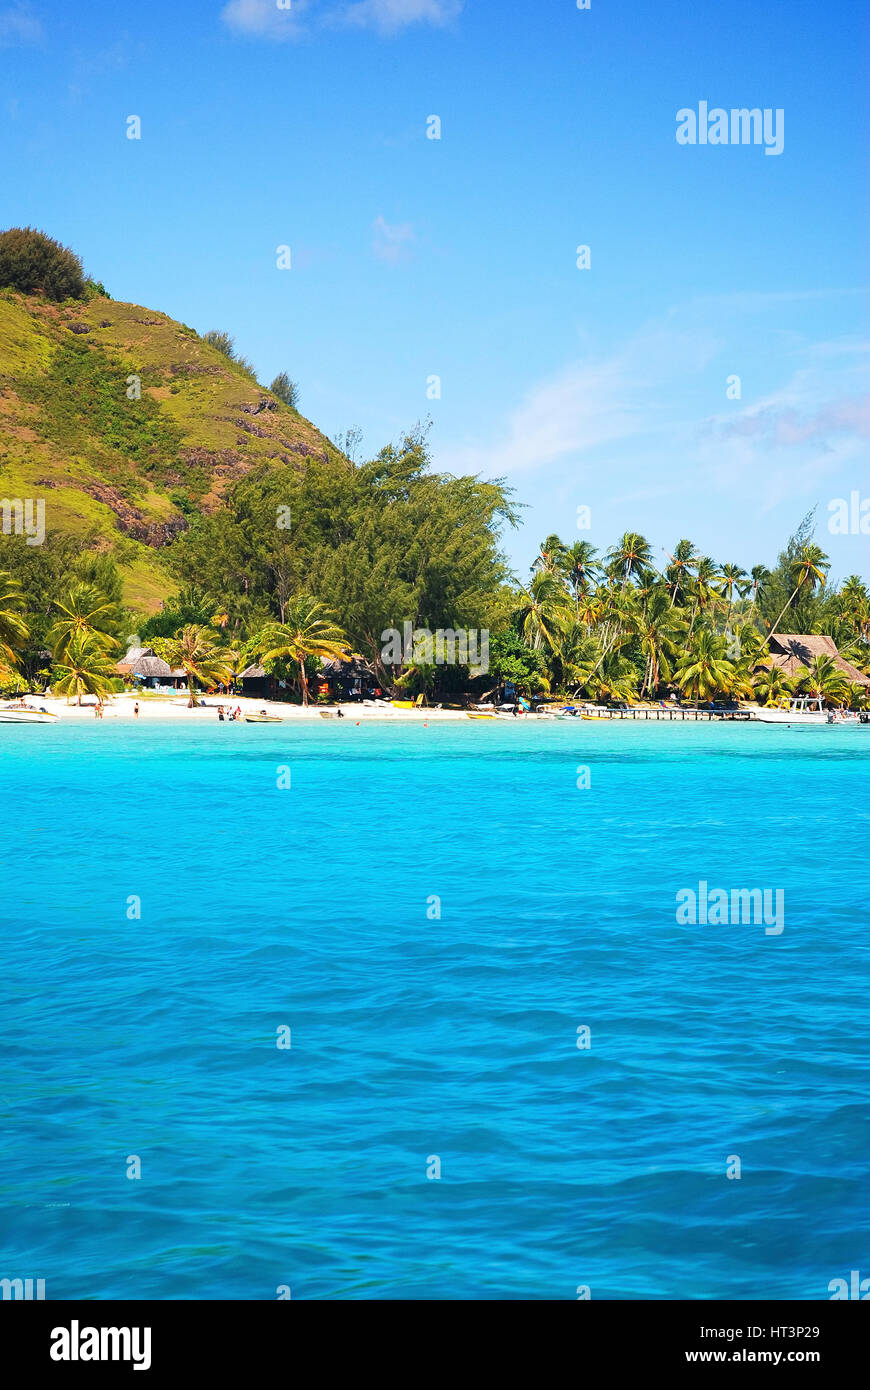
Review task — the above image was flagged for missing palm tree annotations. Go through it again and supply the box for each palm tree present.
[632,587,685,696]
[752,663,793,708]
[48,583,118,661]
[51,632,119,705]
[254,597,350,706]
[583,658,639,705]
[730,621,766,663]
[532,534,568,575]
[513,572,572,655]
[0,570,29,672]
[605,532,655,589]
[586,579,636,679]
[674,628,735,705]
[576,591,603,631]
[561,541,599,612]
[165,625,237,707]
[768,544,830,639]
[716,564,749,623]
[686,557,720,637]
[838,576,870,643]
[795,654,850,706]
[746,564,770,626]
[664,539,699,607]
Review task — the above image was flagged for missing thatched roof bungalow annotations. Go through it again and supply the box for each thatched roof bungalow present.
[116,647,186,689]
[767,634,870,686]
[117,648,171,678]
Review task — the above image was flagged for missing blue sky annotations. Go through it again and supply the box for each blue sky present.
[1,0,868,582]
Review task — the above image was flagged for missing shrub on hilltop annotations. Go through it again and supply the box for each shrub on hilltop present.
[0,226,86,301]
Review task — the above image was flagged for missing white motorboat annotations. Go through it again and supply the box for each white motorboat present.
[754,696,858,725]
[0,704,58,724]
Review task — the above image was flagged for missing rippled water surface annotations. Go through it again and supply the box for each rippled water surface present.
[1,718,868,1298]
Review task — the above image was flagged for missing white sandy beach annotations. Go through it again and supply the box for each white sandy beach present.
[18,693,483,722]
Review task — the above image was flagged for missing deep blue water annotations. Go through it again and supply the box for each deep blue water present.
[1,718,868,1300]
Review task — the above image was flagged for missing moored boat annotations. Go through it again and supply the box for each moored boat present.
[0,704,57,724]
[754,696,860,725]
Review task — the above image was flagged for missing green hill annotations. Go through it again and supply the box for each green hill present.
[0,286,343,612]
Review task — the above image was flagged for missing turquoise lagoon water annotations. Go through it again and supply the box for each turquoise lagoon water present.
[0,717,868,1300]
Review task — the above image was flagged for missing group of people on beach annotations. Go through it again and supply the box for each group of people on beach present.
[217,705,243,722]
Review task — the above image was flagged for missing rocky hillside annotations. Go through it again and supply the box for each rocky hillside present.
[0,287,342,611]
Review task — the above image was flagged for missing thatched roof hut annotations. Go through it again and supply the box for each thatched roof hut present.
[767,634,870,686]
[116,647,172,679]
[120,653,171,675]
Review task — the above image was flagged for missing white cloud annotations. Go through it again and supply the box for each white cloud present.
[0,4,42,47]
[339,0,462,34]
[371,215,416,263]
[220,0,309,40]
[439,326,717,477]
[221,0,461,39]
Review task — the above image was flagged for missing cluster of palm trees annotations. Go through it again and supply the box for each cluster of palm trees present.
[510,534,869,707]
[148,599,351,707]
[3,537,869,709]
[0,571,352,706]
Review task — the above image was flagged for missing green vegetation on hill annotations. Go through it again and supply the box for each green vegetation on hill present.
[0,235,345,614]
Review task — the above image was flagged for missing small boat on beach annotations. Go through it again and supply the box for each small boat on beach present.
[0,704,57,724]
[245,713,284,724]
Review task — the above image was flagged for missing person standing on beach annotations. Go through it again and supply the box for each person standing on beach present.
[133,702,139,719]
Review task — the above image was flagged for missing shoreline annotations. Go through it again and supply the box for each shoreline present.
[2,693,857,725]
